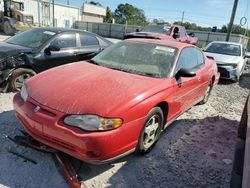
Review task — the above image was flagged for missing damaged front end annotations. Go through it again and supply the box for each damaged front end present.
[0,53,27,92]
[217,63,239,81]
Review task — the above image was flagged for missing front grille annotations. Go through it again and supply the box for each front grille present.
[218,67,230,78]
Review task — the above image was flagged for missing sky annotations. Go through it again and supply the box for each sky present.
[56,0,249,29]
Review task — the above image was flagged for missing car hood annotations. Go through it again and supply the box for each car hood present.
[125,32,172,39]
[0,42,32,59]
[26,62,166,116]
[204,52,242,64]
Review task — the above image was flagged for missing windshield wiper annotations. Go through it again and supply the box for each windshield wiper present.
[87,59,100,65]
[107,66,161,78]
[137,72,161,78]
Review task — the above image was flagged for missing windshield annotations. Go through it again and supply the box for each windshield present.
[141,25,171,35]
[5,29,57,48]
[204,43,241,56]
[92,41,178,78]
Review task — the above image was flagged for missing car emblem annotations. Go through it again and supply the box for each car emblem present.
[34,106,41,113]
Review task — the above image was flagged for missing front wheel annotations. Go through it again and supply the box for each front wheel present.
[8,68,36,92]
[199,80,213,105]
[137,107,164,154]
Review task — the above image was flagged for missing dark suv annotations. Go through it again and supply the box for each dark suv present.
[0,28,112,91]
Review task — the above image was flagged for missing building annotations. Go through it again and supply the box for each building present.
[82,3,106,23]
[24,0,81,28]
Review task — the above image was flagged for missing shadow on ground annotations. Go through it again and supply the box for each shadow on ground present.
[0,110,239,188]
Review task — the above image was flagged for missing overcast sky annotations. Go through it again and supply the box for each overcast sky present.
[56,0,249,28]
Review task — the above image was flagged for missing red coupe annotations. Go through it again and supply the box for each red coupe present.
[13,39,219,164]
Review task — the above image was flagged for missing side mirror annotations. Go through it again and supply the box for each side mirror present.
[176,68,196,79]
[44,45,60,55]
[244,53,250,59]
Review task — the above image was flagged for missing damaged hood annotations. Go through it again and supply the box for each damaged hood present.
[204,52,242,65]
[26,62,165,116]
[0,42,32,59]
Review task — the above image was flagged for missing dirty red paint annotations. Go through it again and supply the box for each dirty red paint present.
[13,39,219,164]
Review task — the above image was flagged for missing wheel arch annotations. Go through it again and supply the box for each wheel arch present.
[155,101,169,125]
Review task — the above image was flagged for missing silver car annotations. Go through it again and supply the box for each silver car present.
[204,41,249,81]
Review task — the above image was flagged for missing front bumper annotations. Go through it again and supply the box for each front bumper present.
[217,64,238,80]
[13,93,144,164]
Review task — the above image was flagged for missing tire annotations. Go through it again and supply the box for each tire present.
[199,80,213,105]
[3,21,15,35]
[8,68,36,92]
[137,107,164,154]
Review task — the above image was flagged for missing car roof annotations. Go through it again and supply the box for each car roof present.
[31,27,99,36]
[209,41,242,46]
[126,38,193,49]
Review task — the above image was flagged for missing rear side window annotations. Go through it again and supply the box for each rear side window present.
[80,34,99,46]
[50,33,76,49]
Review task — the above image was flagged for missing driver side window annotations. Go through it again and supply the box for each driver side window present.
[50,33,76,49]
[175,47,198,73]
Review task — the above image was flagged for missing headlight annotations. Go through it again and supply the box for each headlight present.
[64,115,123,131]
[20,85,28,101]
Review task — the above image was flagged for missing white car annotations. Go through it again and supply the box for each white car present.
[204,41,249,81]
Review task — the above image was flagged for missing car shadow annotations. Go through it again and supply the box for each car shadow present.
[0,110,239,188]
[77,116,239,188]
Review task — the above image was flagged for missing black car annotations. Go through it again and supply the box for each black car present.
[0,28,112,92]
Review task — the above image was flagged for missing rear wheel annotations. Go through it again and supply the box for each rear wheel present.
[3,21,15,35]
[8,68,36,92]
[137,107,164,154]
[199,80,213,105]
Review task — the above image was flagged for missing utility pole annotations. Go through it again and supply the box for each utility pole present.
[226,0,239,41]
[52,0,55,27]
[181,11,185,24]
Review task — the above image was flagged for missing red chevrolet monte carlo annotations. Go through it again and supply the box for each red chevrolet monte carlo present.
[13,39,220,164]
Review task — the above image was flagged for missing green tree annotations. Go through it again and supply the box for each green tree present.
[89,1,102,6]
[104,7,113,23]
[151,19,169,25]
[173,21,211,31]
[220,24,247,35]
[114,3,147,26]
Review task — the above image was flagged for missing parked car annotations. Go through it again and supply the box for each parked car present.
[13,39,219,164]
[0,27,112,92]
[124,24,198,46]
[204,41,249,81]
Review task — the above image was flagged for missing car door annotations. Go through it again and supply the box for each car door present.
[32,32,79,72]
[75,32,103,61]
[168,47,204,119]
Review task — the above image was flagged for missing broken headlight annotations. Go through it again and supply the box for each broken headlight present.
[64,115,123,131]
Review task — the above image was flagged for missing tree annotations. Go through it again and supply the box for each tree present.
[220,24,248,35]
[89,1,102,6]
[173,21,211,31]
[104,7,113,23]
[151,19,169,25]
[114,3,147,26]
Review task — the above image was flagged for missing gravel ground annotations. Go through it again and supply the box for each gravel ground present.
[0,65,249,188]
[0,33,249,187]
